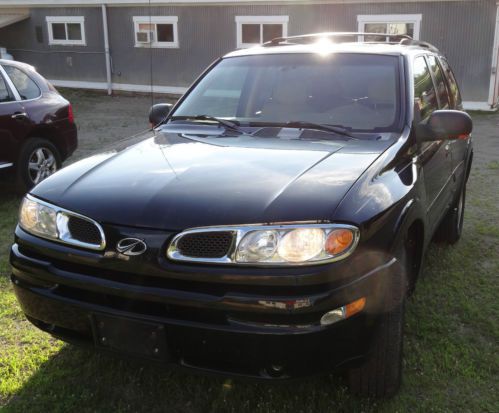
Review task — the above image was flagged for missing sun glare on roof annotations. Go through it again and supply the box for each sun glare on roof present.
[313,37,335,56]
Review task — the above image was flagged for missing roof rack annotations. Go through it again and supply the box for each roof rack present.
[262,32,439,52]
[399,38,439,52]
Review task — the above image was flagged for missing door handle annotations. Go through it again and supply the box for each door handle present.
[11,112,29,120]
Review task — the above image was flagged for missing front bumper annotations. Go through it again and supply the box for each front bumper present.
[10,227,398,379]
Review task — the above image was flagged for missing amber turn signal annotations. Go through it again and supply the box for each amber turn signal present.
[325,228,354,255]
[345,297,366,318]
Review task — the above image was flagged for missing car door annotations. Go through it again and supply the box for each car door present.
[0,66,28,168]
[438,57,470,188]
[413,55,453,232]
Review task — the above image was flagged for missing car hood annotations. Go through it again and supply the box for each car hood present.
[32,128,393,230]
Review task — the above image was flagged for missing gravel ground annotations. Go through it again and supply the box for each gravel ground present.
[62,88,177,161]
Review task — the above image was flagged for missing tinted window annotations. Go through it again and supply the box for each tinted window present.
[157,24,174,42]
[413,56,438,120]
[439,58,462,109]
[174,54,401,132]
[67,23,82,41]
[52,23,66,40]
[3,66,41,100]
[242,24,260,44]
[0,74,13,102]
[262,24,283,42]
[427,55,450,108]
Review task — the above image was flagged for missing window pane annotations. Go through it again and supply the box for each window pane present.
[262,24,283,43]
[67,23,82,41]
[427,55,450,108]
[0,75,13,102]
[364,23,387,41]
[413,57,438,120]
[365,23,386,33]
[4,66,41,100]
[241,24,260,44]
[138,23,154,31]
[52,23,66,40]
[387,23,414,37]
[439,58,462,109]
[157,24,174,42]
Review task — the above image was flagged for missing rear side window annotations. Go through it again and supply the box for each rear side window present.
[413,56,438,120]
[427,55,450,109]
[439,58,462,109]
[3,65,41,100]
[0,74,13,102]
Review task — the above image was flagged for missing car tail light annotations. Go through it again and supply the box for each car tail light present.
[68,104,74,124]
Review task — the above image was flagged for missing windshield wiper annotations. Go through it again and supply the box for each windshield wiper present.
[283,121,360,140]
[169,115,244,134]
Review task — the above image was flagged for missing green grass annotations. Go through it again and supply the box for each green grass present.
[1,130,498,412]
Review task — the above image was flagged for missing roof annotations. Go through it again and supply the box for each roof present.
[0,0,479,6]
[0,8,29,28]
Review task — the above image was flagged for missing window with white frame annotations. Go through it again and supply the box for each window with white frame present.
[357,14,422,41]
[46,16,86,46]
[133,16,179,48]
[236,16,289,48]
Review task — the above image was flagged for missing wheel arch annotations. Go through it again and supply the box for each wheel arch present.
[26,126,67,160]
[389,197,426,294]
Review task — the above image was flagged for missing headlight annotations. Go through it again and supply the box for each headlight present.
[19,197,58,239]
[169,223,360,266]
[18,195,105,250]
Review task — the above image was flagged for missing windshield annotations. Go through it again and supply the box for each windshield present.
[172,53,402,132]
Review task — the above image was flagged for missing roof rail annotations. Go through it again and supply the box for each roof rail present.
[262,32,439,52]
[399,38,439,52]
[262,32,412,46]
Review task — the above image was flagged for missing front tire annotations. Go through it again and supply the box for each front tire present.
[16,138,61,193]
[346,254,406,398]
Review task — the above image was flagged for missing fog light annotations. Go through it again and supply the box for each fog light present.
[320,308,345,325]
[320,297,366,326]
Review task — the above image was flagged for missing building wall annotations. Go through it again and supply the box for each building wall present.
[0,1,496,102]
[0,7,107,82]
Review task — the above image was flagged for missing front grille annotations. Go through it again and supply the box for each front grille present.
[176,231,234,258]
[67,216,102,245]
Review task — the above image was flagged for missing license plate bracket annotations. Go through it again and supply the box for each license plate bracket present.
[92,313,168,361]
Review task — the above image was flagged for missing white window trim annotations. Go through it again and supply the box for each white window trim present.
[235,16,289,49]
[46,16,86,46]
[133,16,179,49]
[357,14,422,41]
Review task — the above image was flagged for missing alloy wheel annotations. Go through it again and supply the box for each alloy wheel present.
[28,147,58,185]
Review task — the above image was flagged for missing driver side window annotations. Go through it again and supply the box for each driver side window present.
[413,56,438,121]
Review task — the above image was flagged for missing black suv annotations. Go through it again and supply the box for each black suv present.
[10,33,472,398]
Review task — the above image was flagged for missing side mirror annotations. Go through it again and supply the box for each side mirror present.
[149,103,173,127]
[417,110,473,141]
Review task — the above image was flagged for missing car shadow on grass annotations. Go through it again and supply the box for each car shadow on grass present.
[4,343,373,413]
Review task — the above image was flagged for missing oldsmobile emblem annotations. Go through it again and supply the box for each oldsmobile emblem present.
[116,238,147,256]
